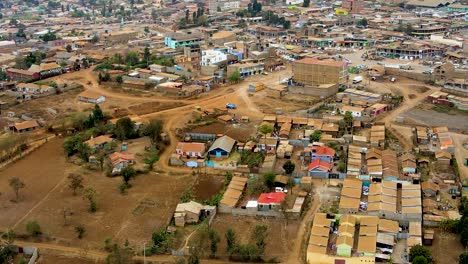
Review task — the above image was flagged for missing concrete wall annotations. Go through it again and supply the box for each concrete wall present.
[288,84,339,97]
[384,68,432,82]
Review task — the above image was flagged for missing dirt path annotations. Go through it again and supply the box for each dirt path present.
[285,194,321,264]
[449,133,468,180]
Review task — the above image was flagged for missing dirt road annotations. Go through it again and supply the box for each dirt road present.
[285,192,321,264]
[449,133,468,181]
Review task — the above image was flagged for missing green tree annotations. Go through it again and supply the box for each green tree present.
[125,51,140,66]
[39,31,58,41]
[121,166,136,186]
[344,111,354,127]
[309,130,322,142]
[143,47,151,65]
[83,188,97,212]
[225,229,236,253]
[252,224,268,254]
[263,172,275,189]
[9,177,25,202]
[208,229,220,258]
[357,18,368,27]
[409,245,432,263]
[75,225,86,239]
[151,229,171,254]
[143,119,163,145]
[93,104,104,122]
[258,123,273,140]
[68,173,84,195]
[413,256,428,264]
[26,220,41,236]
[303,0,310,7]
[66,44,72,52]
[116,75,123,84]
[459,252,468,264]
[114,117,136,140]
[106,243,133,264]
[227,70,241,84]
[282,160,295,175]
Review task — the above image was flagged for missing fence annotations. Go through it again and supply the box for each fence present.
[184,133,216,142]
[229,208,285,218]
[23,246,38,264]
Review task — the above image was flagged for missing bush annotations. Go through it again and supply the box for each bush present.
[409,245,432,263]
[26,220,42,237]
[75,225,86,239]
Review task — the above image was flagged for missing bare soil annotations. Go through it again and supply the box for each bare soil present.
[403,103,468,132]
[209,214,299,262]
[128,101,187,116]
[193,174,224,200]
[430,230,464,264]
[0,139,193,250]
[190,121,258,142]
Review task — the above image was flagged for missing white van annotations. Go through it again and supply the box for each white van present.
[352,76,363,84]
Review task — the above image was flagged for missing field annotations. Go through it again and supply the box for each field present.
[0,138,193,250]
[403,103,468,132]
[208,214,299,262]
[430,230,464,264]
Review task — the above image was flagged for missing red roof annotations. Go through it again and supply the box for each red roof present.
[308,159,332,172]
[257,192,286,204]
[312,146,335,157]
[295,58,345,68]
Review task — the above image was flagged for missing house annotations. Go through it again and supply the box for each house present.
[257,192,286,212]
[8,120,39,133]
[311,145,335,163]
[340,105,364,117]
[85,135,113,149]
[401,154,417,174]
[174,201,216,227]
[109,152,135,174]
[258,137,279,152]
[208,135,236,159]
[176,142,206,158]
[435,150,451,165]
[29,63,62,78]
[421,181,440,197]
[16,83,53,94]
[6,68,40,81]
[307,159,332,178]
[77,90,106,104]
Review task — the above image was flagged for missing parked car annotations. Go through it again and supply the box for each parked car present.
[226,103,237,109]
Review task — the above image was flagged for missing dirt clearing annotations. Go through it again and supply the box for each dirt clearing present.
[128,101,187,115]
[430,231,464,264]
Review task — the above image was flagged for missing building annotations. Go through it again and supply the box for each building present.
[257,192,286,212]
[200,49,227,66]
[342,0,363,13]
[207,30,236,46]
[209,0,240,12]
[100,30,138,44]
[174,201,216,227]
[308,159,333,178]
[311,145,335,163]
[208,135,236,158]
[164,31,203,49]
[16,83,53,94]
[108,152,135,174]
[175,142,206,158]
[6,68,40,81]
[291,58,348,97]
[28,63,62,78]
[376,44,444,59]
[8,120,39,133]
[77,90,106,104]
[84,135,113,149]
[227,62,264,77]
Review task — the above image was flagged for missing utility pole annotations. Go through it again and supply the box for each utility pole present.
[143,242,146,264]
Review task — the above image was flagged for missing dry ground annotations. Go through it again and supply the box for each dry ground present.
[403,103,468,132]
[0,138,193,250]
[430,230,465,264]
[209,214,299,262]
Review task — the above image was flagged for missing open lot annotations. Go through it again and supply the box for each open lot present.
[208,214,299,262]
[403,103,468,132]
[0,138,192,250]
[430,230,465,264]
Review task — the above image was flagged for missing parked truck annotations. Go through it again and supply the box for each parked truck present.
[352,76,363,84]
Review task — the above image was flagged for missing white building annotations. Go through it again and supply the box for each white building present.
[200,49,227,66]
[340,105,364,117]
[209,0,240,12]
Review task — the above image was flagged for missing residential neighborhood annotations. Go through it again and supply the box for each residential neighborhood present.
[0,0,467,263]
